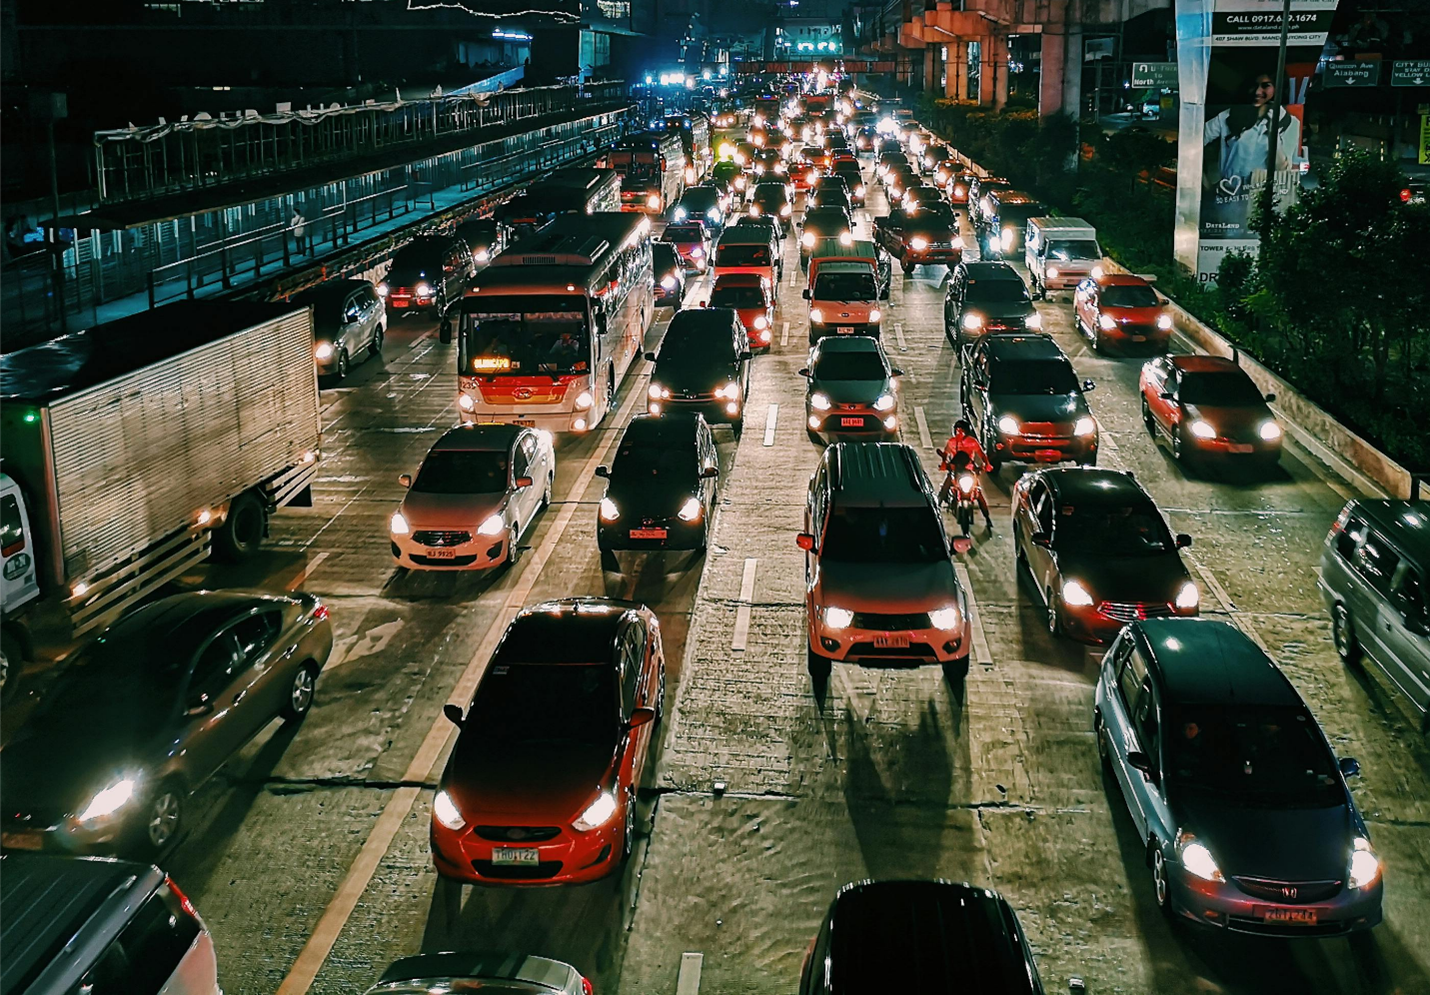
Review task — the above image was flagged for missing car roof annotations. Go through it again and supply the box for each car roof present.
[827,443,928,505]
[669,306,739,333]
[1135,618,1299,707]
[991,190,1043,206]
[713,272,767,287]
[1170,354,1242,375]
[828,880,1038,994]
[496,598,643,665]
[963,261,1023,281]
[109,590,290,650]
[1097,272,1151,288]
[374,952,577,991]
[983,333,1066,362]
[815,334,881,355]
[1039,467,1149,505]
[292,279,370,310]
[1,854,165,995]
[429,423,521,453]
[1346,500,1430,562]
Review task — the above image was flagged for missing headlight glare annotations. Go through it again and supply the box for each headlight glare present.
[1099,313,1117,331]
[1179,837,1224,882]
[599,498,620,522]
[962,312,983,330]
[997,414,1019,435]
[78,777,138,824]
[809,308,825,324]
[315,342,334,360]
[873,393,895,412]
[1175,581,1200,610]
[869,309,882,323]
[476,513,505,537]
[1349,837,1380,889]
[928,606,961,630]
[909,236,929,251]
[1025,312,1042,330]
[1074,416,1097,437]
[572,790,618,832]
[1157,313,1174,330]
[574,391,594,410]
[823,606,854,629]
[390,511,411,535]
[677,497,703,521]
[810,391,832,411]
[1259,420,1282,441]
[1061,579,1095,607]
[1190,419,1217,440]
[433,789,465,830]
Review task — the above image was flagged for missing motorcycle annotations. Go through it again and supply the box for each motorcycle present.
[936,449,988,544]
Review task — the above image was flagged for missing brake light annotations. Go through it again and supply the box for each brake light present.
[1329,505,1352,539]
[311,603,330,622]
[581,978,594,995]
[165,876,200,921]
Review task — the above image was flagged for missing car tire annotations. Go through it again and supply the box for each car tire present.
[213,491,266,562]
[281,662,319,722]
[654,667,667,723]
[732,418,744,440]
[1150,840,1173,917]
[1333,603,1362,667]
[1046,587,1063,638]
[369,325,385,358]
[807,646,832,679]
[1094,711,1115,772]
[600,549,619,572]
[336,348,350,380]
[1141,397,1156,437]
[504,523,522,569]
[540,472,553,512]
[135,780,184,858]
[901,258,915,274]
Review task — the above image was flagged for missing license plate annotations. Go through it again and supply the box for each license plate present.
[1229,443,1254,453]
[1130,334,1147,342]
[630,527,668,540]
[1034,449,1063,462]
[391,299,410,308]
[874,633,911,648]
[836,326,856,334]
[1263,907,1317,925]
[491,847,540,866]
[840,416,864,427]
[513,419,536,427]
[426,548,457,558]
[1,831,43,851]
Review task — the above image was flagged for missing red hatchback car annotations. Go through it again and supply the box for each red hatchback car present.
[431,598,665,886]
[1073,272,1173,352]
[1140,354,1283,467]
[709,272,775,348]
[662,223,712,274]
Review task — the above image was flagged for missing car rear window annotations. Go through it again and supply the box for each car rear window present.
[822,506,946,564]
[664,224,705,241]
[716,244,772,267]
[467,663,616,746]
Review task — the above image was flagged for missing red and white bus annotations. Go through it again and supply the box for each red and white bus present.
[605,131,687,214]
[441,212,654,433]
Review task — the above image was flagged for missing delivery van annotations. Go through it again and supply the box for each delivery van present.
[1025,216,1103,297]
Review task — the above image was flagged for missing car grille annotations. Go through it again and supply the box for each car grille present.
[473,825,562,843]
[846,642,940,662]
[836,402,870,411]
[1232,877,1343,904]
[413,530,471,547]
[1016,422,1071,441]
[1097,602,1175,623]
[410,553,479,567]
[850,611,931,630]
[472,859,564,880]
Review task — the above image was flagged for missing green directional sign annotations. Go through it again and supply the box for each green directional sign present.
[1131,62,1178,89]
[1391,60,1430,87]
[1324,61,1380,88]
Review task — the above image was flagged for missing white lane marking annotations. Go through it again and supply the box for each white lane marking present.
[731,557,759,652]
[894,322,907,352]
[915,406,934,452]
[677,953,704,995]
[1096,427,1126,470]
[780,320,790,347]
[763,403,779,447]
[275,370,648,995]
[954,562,993,666]
[1189,556,1272,655]
[408,331,433,351]
[286,551,330,591]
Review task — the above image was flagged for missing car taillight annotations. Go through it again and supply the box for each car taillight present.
[1329,505,1352,539]
[311,603,330,622]
[165,876,201,921]
[581,978,594,995]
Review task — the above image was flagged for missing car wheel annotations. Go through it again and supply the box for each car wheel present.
[1151,841,1172,916]
[620,791,636,862]
[336,348,350,380]
[540,472,553,511]
[1141,397,1156,436]
[807,646,832,679]
[504,523,522,569]
[281,662,318,722]
[139,782,184,856]
[1333,603,1362,667]
[901,257,915,274]
[1046,587,1063,638]
[369,325,385,358]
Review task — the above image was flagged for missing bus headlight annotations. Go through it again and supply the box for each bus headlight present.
[457,393,476,412]
[574,391,594,410]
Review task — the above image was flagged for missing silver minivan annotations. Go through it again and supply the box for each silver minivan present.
[2,854,220,995]
[1319,499,1430,730]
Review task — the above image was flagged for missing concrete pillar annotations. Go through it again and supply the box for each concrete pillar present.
[923,47,938,93]
[945,43,963,100]
[978,35,994,105]
[991,34,1009,111]
[1062,25,1083,118]
[1039,31,1064,118]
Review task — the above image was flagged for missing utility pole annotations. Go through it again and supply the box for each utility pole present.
[1262,0,1292,217]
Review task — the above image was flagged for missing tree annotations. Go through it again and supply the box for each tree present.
[1101,126,1173,194]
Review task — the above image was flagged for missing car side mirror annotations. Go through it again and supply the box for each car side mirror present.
[890,368,904,377]
[1082,379,1096,392]
[802,289,811,299]
[514,476,533,489]
[1031,532,1052,548]
[1339,756,1361,778]
[1264,392,1277,403]
[439,319,453,344]
[796,532,817,552]
[185,695,214,718]
[1126,750,1152,776]
[1175,533,1192,549]
[645,351,658,362]
[797,367,811,377]
[399,473,412,488]
[701,465,720,479]
[740,350,753,361]
[1160,391,1176,401]
[443,703,465,728]
[627,706,657,730]
[594,465,610,478]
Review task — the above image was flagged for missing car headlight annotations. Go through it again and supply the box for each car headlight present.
[1025,312,1042,330]
[1157,313,1173,330]
[823,606,854,629]
[458,392,476,412]
[661,274,678,290]
[572,790,618,832]
[476,513,505,537]
[1177,832,1224,882]
[1000,227,1015,249]
[953,184,966,197]
[810,391,832,411]
[475,248,490,263]
[735,176,746,188]
[707,208,721,220]
[1099,313,1117,331]
[1189,419,1217,440]
[376,282,389,296]
[1349,837,1381,889]
[1091,265,1104,280]
[809,308,825,324]
[1259,420,1282,441]
[1074,416,1097,437]
[77,777,138,824]
[908,236,929,252]
[674,208,687,221]
[1175,581,1200,610]
[754,315,768,330]
[647,194,661,209]
[1046,266,1059,279]
[1061,579,1095,607]
[962,312,984,331]
[599,497,620,522]
[649,383,667,400]
[574,390,594,410]
[390,511,411,535]
[716,381,741,400]
[677,496,703,521]
[780,203,792,216]
[416,282,432,297]
[997,414,1019,435]
[749,205,760,216]
[873,393,894,412]
[691,246,705,259]
[433,789,465,830]
[928,605,961,630]
[855,185,866,196]
[315,342,334,361]
[801,232,816,247]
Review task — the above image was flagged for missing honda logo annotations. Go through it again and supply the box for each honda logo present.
[512,387,533,400]
[1281,886,1298,900]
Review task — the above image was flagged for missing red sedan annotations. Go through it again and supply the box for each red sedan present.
[1140,354,1283,467]
[430,598,664,886]
[661,223,712,274]
[1073,271,1173,352]
[709,272,775,349]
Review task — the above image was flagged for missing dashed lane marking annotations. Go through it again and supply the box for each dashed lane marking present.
[915,406,934,452]
[954,562,994,667]
[286,551,330,591]
[677,953,704,995]
[731,557,759,652]
[780,320,790,347]
[894,321,908,352]
[763,404,779,447]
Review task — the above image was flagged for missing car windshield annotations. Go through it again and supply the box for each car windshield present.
[822,506,947,564]
[388,247,441,281]
[664,224,705,242]
[753,189,788,207]
[804,211,848,232]
[1167,705,1343,807]
[998,204,1046,225]
[612,443,697,480]
[990,359,1078,395]
[716,243,772,267]
[1179,372,1265,407]
[457,297,590,377]
[711,285,767,308]
[413,450,509,494]
[813,351,884,381]
[1046,239,1102,261]
[813,192,849,209]
[1101,284,1160,308]
[1054,501,1174,556]
[813,272,877,301]
[466,663,615,746]
[968,279,1029,303]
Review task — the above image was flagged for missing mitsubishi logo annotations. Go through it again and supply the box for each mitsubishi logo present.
[512,387,534,400]
[1281,886,1298,899]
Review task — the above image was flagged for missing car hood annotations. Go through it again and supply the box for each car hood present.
[990,392,1087,423]
[966,302,1036,323]
[442,739,616,823]
[1174,792,1354,882]
[1054,551,1189,603]
[810,378,888,406]
[655,359,739,393]
[1102,305,1163,324]
[814,559,959,613]
[606,475,699,518]
[1183,402,1273,436]
[1,720,153,816]
[400,490,507,530]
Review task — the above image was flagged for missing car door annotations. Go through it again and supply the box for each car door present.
[1147,361,1178,435]
[360,284,382,348]
[965,347,992,436]
[339,295,362,357]
[1380,558,1430,717]
[1108,641,1153,836]
[230,608,289,723]
[1351,529,1401,670]
[1074,280,1095,333]
[1027,479,1058,593]
[511,432,540,530]
[178,628,251,785]
[618,621,652,784]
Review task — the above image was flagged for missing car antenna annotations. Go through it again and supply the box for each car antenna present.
[1230,345,1240,365]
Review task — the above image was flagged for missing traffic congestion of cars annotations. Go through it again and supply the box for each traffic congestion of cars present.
[3,75,1425,995]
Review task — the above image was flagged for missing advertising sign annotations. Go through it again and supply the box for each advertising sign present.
[1324,61,1381,88]
[1211,0,1338,45]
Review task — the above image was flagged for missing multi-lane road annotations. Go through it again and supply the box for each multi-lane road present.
[144,164,1429,994]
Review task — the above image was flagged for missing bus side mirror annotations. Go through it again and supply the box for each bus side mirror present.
[439,319,452,344]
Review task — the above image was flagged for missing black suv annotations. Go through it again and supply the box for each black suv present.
[799,206,854,268]
[645,306,752,434]
[381,235,472,315]
[944,261,1040,346]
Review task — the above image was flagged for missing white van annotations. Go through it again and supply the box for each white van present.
[1025,216,1102,297]
[804,261,883,344]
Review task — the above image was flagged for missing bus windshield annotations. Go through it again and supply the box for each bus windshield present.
[459,297,592,377]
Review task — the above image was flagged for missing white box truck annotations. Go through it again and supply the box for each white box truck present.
[0,301,322,699]
[1025,216,1102,298]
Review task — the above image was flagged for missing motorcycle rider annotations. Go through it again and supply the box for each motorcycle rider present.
[939,419,994,530]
